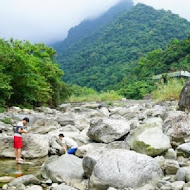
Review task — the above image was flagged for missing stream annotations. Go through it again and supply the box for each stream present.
[0,157,47,187]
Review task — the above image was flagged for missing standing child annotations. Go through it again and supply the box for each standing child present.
[14,117,29,163]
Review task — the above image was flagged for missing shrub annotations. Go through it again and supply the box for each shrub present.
[152,79,185,101]
[69,90,122,102]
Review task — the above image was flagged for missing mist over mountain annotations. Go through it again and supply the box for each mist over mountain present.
[53,3,190,91]
[52,0,133,54]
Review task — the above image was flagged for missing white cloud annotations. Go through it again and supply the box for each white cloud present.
[0,0,121,43]
[0,0,189,43]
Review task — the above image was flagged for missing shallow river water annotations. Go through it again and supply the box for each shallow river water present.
[0,157,47,187]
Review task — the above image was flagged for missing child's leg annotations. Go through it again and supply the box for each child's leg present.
[15,149,18,160]
[18,148,22,160]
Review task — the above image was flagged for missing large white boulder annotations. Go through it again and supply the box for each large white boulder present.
[87,117,130,143]
[163,111,190,145]
[89,150,163,190]
[129,126,171,156]
[0,134,48,158]
[42,154,84,185]
[28,118,61,134]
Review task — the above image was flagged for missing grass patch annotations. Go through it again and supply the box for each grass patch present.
[68,90,123,103]
[0,107,6,113]
[152,79,185,101]
[0,117,12,124]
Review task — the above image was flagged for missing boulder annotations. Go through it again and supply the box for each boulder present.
[164,159,179,175]
[42,154,84,185]
[35,107,55,114]
[0,176,15,183]
[154,156,165,171]
[52,183,78,190]
[58,103,72,112]
[83,149,108,178]
[98,107,110,117]
[129,119,140,131]
[177,143,190,157]
[81,103,100,109]
[157,181,172,190]
[76,143,106,158]
[105,141,128,150]
[28,119,61,134]
[8,175,40,186]
[144,105,166,118]
[48,127,80,140]
[162,111,190,146]
[74,114,90,131]
[57,113,75,126]
[48,136,64,155]
[164,148,177,160]
[72,133,91,147]
[176,167,190,182]
[0,134,48,158]
[73,107,102,118]
[87,117,130,143]
[128,126,171,156]
[89,150,163,190]
[13,114,38,126]
[109,106,141,120]
[177,156,190,167]
[40,156,59,179]
[0,122,13,135]
[171,181,185,190]
[142,117,163,128]
[22,134,49,158]
[25,185,43,190]
[178,81,190,112]
[76,141,127,158]
[135,184,155,190]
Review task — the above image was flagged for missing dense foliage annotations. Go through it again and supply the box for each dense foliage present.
[119,35,190,99]
[0,39,70,107]
[70,84,97,96]
[136,36,190,77]
[56,4,190,92]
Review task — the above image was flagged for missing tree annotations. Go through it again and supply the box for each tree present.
[0,39,70,107]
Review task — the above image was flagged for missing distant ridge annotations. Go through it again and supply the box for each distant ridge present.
[54,3,190,91]
[51,0,133,54]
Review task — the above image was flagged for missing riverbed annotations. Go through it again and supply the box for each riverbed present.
[0,157,47,187]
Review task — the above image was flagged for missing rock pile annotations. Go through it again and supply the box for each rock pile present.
[1,100,190,190]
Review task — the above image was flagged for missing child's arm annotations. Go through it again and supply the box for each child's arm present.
[18,127,28,133]
[63,144,67,154]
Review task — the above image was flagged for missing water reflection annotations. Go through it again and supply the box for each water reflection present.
[0,157,47,178]
[14,164,23,178]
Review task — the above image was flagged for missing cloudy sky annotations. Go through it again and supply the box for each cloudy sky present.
[0,0,190,43]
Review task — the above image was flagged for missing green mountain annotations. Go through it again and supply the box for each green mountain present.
[52,0,133,54]
[56,3,190,91]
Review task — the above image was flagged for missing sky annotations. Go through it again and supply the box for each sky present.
[134,0,190,21]
[0,0,190,44]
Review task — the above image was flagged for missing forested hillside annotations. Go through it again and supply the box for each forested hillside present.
[118,35,190,99]
[52,0,133,54]
[137,36,190,78]
[0,39,70,107]
[57,3,190,91]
